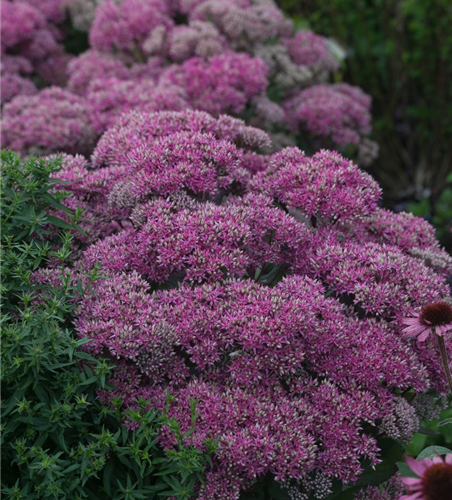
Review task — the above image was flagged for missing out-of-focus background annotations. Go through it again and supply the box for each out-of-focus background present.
[276,0,452,250]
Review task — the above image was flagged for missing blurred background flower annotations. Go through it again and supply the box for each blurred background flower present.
[276,0,452,251]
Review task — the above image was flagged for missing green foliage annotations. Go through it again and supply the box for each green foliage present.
[416,445,452,459]
[61,18,90,56]
[405,406,452,458]
[407,173,452,249]
[1,151,212,500]
[277,0,452,207]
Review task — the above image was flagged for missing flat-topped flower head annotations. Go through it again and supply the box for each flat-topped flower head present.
[1,87,96,156]
[401,454,452,500]
[403,301,452,342]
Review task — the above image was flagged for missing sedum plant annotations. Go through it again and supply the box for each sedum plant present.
[40,111,452,499]
[1,0,377,165]
[0,150,213,500]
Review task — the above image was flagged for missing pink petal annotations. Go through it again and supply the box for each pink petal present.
[445,454,452,464]
[405,456,428,476]
[403,318,421,326]
[399,494,424,500]
[400,476,422,488]
[402,323,422,331]
[436,325,452,335]
[417,329,431,342]
[432,455,444,464]
[402,325,426,338]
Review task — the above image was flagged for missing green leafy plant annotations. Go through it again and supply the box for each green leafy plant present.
[1,150,213,500]
[407,173,452,250]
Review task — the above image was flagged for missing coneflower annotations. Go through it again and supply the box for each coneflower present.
[403,301,452,393]
[400,454,452,500]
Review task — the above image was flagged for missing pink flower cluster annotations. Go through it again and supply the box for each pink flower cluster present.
[48,110,452,499]
[1,73,36,104]
[354,475,406,500]
[1,0,377,162]
[250,147,381,221]
[1,88,95,156]
[50,111,271,243]
[21,0,68,23]
[0,0,70,104]
[89,0,172,56]
[284,83,373,150]
[0,87,95,154]
[283,30,340,79]
[91,109,270,169]
[80,194,308,284]
[160,52,269,115]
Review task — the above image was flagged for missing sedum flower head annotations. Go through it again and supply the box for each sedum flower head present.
[160,51,269,115]
[283,30,339,78]
[1,88,96,156]
[91,109,270,169]
[1,72,37,105]
[20,97,450,498]
[284,83,372,149]
[20,0,69,23]
[89,0,172,56]
[250,148,381,222]
[66,50,131,95]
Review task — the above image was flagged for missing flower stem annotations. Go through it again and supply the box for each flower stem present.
[437,334,452,394]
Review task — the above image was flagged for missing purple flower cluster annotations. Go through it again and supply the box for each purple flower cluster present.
[66,50,131,95]
[91,109,270,170]
[284,83,373,155]
[87,77,188,133]
[21,0,68,23]
[250,148,381,222]
[1,88,95,155]
[89,0,172,56]
[0,0,70,103]
[160,52,269,115]
[47,111,271,244]
[283,30,340,79]
[354,475,406,500]
[80,194,308,283]
[1,73,36,104]
[47,110,452,498]
[2,0,377,162]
